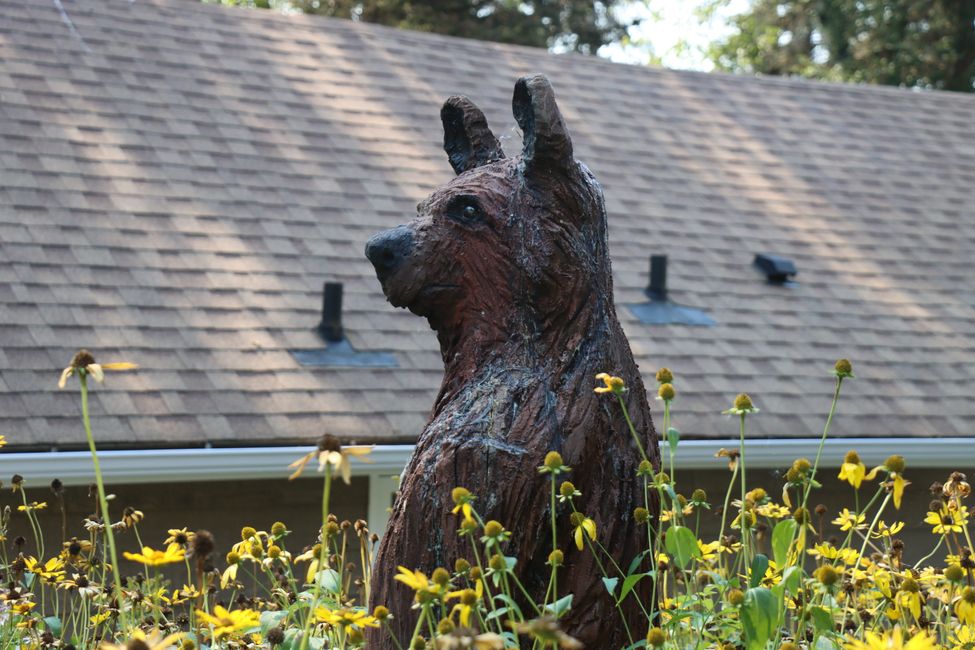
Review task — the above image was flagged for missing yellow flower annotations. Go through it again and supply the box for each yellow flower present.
[394,566,432,592]
[925,507,968,535]
[594,372,625,394]
[843,626,938,650]
[164,528,195,547]
[23,556,65,582]
[90,610,111,625]
[871,521,905,539]
[99,628,184,650]
[832,508,867,531]
[0,435,6,448]
[195,606,261,639]
[573,516,597,550]
[123,543,185,566]
[287,434,373,484]
[957,588,975,625]
[447,581,483,627]
[949,625,975,649]
[315,606,379,630]
[58,350,137,388]
[890,472,909,509]
[838,451,867,488]
[18,501,47,512]
[756,503,791,519]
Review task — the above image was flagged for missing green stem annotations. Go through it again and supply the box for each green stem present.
[616,393,649,464]
[300,464,334,650]
[80,375,127,629]
[738,413,750,570]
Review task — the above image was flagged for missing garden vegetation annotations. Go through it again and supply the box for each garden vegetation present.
[2,351,972,649]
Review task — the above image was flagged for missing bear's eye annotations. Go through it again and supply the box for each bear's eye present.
[446,195,482,223]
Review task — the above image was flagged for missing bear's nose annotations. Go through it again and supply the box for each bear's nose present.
[365,225,414,279]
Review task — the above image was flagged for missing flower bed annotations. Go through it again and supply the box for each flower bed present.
[1,352,971,649]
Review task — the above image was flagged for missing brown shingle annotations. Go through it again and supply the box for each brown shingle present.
[1,0,973,449]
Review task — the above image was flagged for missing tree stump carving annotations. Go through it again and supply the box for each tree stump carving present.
[365,75,659,648]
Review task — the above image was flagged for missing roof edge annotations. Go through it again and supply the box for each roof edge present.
[2,438,970,487]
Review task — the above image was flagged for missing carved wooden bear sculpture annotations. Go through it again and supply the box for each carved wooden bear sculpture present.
[365,75,659,648]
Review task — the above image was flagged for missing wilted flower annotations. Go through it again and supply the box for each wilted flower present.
[58,349,137,389]
[288,434,373,484]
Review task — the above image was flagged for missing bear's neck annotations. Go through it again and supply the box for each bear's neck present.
[431,293,613,416]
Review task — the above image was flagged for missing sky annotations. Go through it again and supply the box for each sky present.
[599,0,752,71]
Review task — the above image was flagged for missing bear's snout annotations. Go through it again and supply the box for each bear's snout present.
[365,225,414,282]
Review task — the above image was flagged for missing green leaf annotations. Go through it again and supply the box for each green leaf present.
[544,594,573,618]
[664,525,701,569]
[627,548,652,575]
[494,593,523,619]
[260,610,287,634]
[741,587,775,650]
[781,565,802,593]
[504,555,518,571]
[617,573,649,604]
[315,569,341,594]
[809,606,834,633]
[667,427,680,454]
[772,519,797,568]
[42,616,62,636]
[602,576,619,596]
[485,606,510,622]
[749,554,769,589]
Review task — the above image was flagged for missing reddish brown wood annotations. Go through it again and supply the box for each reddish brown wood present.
[365,75,659,649]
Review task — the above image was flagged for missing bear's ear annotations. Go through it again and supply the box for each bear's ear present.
[441,96,506,175]
[512,74,574,174]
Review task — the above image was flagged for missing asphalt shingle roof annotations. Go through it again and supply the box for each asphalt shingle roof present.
[2,0,974,449]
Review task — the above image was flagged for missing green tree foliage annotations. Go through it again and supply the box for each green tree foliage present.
[215,0,635,54]
[708,0,975,92]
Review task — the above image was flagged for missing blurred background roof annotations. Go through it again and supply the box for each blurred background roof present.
[1,0,974,449]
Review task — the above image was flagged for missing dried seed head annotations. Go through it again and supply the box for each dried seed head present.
[317,434,341,453]
[71,350,96,369]
[634,507,650,524]
[191,530,215,560]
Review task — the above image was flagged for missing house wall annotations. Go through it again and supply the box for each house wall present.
[5,466,960,581]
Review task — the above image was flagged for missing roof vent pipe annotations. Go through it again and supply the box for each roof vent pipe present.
[318,282,344,342]
[647,255,667,301]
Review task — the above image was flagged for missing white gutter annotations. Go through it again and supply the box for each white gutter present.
[0,438,969,487]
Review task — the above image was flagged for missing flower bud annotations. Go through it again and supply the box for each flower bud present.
[655,368,674,384]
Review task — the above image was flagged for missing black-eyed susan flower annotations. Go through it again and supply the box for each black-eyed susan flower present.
[832,508,867,531]
[594,372,625,395]
[122,543,184,566]
[925,506,968,535]
[315,606,379,631]
[17,501,47,513]
[23,556,65,582]
[949,625,975,648]
[58,350,137,389]
[98,628,184,650]
[58,572,100,598]
[164,527,194,547]
[195,606,261,639]
[842,626,937,650]
[288,434,373,484]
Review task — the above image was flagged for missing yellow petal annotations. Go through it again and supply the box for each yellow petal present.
[574,526,584,550]
[287,452,314,481]
[340,458,352,485]
[101,362,138,371]
[58,367,73,389]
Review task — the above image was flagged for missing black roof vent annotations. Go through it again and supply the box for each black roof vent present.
[318,282,345,342]
[627,255,716,327]
[290,282,398,368]
[754,253,797,285]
